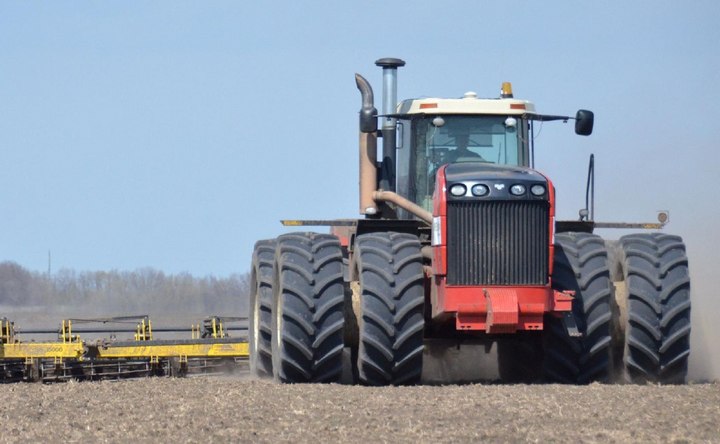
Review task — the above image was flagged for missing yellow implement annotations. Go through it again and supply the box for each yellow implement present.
[1,342,86,360]
[2,316,248,383]
[95,339,248,359]
[1,318,85,360]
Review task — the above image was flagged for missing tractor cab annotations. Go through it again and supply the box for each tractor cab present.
[394,85,536,213]
[390,83,593,216]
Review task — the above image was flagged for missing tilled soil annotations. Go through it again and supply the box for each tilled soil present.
[0,377,717,443]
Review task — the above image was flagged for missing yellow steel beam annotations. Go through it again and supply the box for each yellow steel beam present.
[0,342,85,360]
[96,342,248,359]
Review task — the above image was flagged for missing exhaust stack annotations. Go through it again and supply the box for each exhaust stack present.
[375,58,405,192]
[355,73,378,215]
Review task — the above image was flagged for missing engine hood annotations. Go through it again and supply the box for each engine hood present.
[444,162,547,184]
[443,162,549,201]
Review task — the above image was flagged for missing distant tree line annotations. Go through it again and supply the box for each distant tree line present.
[0,261,251,317]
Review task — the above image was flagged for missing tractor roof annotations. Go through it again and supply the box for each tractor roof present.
[397,91,536,116]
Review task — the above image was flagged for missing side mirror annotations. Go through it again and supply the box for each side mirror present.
[575,109,594,136]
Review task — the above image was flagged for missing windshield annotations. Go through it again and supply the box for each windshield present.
[396,115,529,212]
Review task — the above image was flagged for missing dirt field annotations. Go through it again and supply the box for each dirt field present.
[1,377,717,443]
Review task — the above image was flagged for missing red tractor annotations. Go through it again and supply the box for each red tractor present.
[249,58,691,385]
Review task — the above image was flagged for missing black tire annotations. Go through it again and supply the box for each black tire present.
[543,232,613,383]
[619,233,691,384]
[249,239,276,377]
[355,232,425,386]
[271,233,345,383]
[497,335,543,383]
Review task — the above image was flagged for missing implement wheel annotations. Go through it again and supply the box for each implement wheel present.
[544,232,613,383]
[617,233,691,384]
[271,233,345,383]
[249,239,276,377]
[354,232,425,386]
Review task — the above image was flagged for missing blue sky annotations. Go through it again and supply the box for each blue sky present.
[1,2,718,373]
[2,1,716,276]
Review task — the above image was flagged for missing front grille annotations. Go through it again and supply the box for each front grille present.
[446,200,549,286]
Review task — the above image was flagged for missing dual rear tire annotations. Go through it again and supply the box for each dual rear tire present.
[271,233,346,383]
[249,233,346,383]
[249,231,426,385]
[354,232,425,386]
[542,232,691,384]
[613,233,691,384]
[249,239,275,377]
[543,232,613,384]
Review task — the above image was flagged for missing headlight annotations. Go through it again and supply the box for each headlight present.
[449,184,467,197]
[510,184,526,195]
[471,184,489,197]
[530,184,546,196]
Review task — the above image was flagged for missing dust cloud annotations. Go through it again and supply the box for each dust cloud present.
[688,265,719,382]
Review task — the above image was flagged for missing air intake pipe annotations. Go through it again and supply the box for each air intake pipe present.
[375,58,405,192]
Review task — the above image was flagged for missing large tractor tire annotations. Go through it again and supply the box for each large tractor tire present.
[617,233,691,384]
[543,232,613,384]
[249,239,276,377]
[271,233,345,383]
[354,232,425,386]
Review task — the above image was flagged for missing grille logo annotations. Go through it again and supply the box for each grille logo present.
[494,184,505,190]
